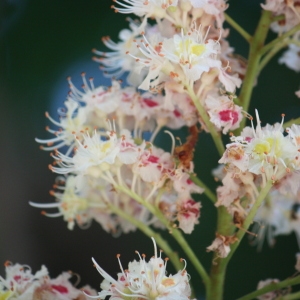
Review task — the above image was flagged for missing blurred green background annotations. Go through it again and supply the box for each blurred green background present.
[0,0,300,299]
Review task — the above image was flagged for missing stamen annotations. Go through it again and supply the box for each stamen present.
[164,130,176,154]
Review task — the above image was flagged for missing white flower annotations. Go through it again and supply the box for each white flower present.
[206,234,238,258]
[227,110,298,182]
[262,0,300,33]
[93,19,143,82]
[286,124,300,148]
[205,94,243,134]
[130,33,171,91]
[256,278,280,300]
[89,238,193,300]
[252,190,293,250]
[190,0,227,15]
[279,44,300,72]
[0,262,97,300]
[35,98,89,155]
[162,27,220,82]
[0,262,48,298]
[29,176,91,230]
[50,127,142,176]
[176,197,201,234]
[133,146,174,185]
[49,130,119,175]
[112,0,179,20]
[68,75,122,116]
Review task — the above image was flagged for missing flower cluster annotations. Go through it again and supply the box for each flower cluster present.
[27,0,300,298]
[0,261,96,300]
[31,74,203,234]
[33,0,248,237]
[214,111,300,250]
[262,0,300,33]
[94,0,244,132]
[89,238,194,300]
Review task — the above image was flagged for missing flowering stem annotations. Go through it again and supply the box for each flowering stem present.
[272,14,285,22]
[226,181,273,261]
[207,182,272,300]
[106,202,183,272]
[260,23,300,56]
[290,39,300,48]
[185,84,225,156]
[114,184,211,289]
[277,290,300,300]
[238,10,273,130]
[237,275,300,300]
[170,225,211,290]
[284,117,300,129]
[224,13,252,42]
[189,174,217,204]
[258,40,289,74]
[207,207,236,300]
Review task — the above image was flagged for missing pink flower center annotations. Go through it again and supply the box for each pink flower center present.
[219,110,238,125]
[51,285,69,294]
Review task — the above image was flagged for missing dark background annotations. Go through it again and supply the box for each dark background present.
[0,0,300,299]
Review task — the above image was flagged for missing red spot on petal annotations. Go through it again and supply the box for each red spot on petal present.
[174,109,181,117]
[51,285,68,294]
[13,275,21,282]
[148,155,159,163]
[143,98,159,107]
[219,110,239,125]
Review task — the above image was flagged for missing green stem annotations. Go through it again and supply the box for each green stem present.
[260,23,300,56]
[107,202,183,272]
[272,14,285,22]
[290,39,300,48]
[225,181,273,262]
[189,174,217,204]
[207,182,272,300]
[237,276,300,300]
[224,13,252,42]
[284,117,300,129]
[258,40,289,74]
[114,184,211,289]
[185,84,225,156]
[278,291,300,300]
[238,10,273,129]
[207,207,236,300]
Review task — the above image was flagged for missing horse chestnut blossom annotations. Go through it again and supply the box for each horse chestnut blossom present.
[220,110,300,183]
[0,262,96,299]
[27,0,300,298]
[256,279,280,300]
[252,190,295,250]
[205,93,243,133]
[92,19,143,81]
[262,0,300,33]
[206,233,238,258]
[89,238,194,300]
[35,98,90,155]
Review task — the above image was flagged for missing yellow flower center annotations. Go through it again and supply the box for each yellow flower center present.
[176,39,206,58]
[253,141,270,155]
[191,44,206,56]
[0,291,13,300]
